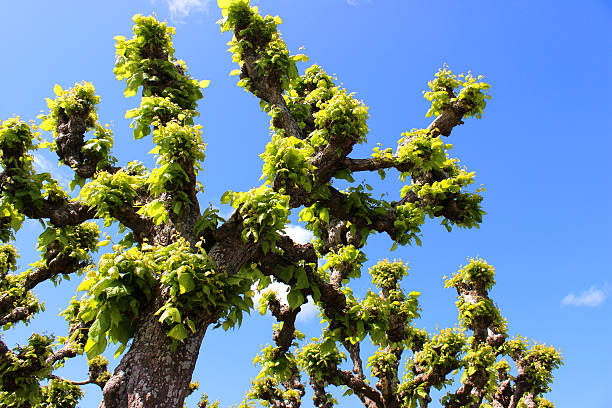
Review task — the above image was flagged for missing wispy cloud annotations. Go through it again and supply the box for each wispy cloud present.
[347,0,370,6]
[163,0,209,20]
[562,285,608,307]
[252,281,318,322]
[32,152,70,188]
[284,224,314,244]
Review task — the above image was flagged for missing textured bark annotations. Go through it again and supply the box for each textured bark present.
[99,301,213,408]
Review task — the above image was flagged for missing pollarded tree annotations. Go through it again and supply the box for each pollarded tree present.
[0,1,561,407]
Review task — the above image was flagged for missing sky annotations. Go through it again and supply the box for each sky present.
[1,0,611,407]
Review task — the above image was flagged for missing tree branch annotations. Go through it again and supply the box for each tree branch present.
[333,368,384,407]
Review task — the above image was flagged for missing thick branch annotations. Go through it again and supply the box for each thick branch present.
[0,175,97,226]
[239,55,303,140]
[109,204,157,245]
[267,296,300,356]
[426,102,468,138]
[0,253,85,318]
[54,109,117,179]
[45,344,78,368]
[334,368,384,408]
[343,157,404,173]
[0,306,32,327]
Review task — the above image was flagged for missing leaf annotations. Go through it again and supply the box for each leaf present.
[198,80,211,89]
[185,318,196,333]
[172,201,182,215]
[114,342,127,358]
[97,239,110,248]
[168,324,188,342]
[124,87,137,98]
[85,336,107,359]
[98,309,111,334]
[220,190,233,205]
[287,289,304,310]
[320,338,335,355]
[39,227,57,247]
[109,322,131,345]
[40,119,55,132]
[320,208,329,224]
[77,278,93,292]
[178,272,195,294]
[53,84,63,96]
[295,268,309,289]
[88,318,103,342]
[169,307,181,323]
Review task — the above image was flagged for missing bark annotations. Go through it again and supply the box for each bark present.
[99,300,213,408]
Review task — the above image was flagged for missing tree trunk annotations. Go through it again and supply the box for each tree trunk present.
[99,302,212,408]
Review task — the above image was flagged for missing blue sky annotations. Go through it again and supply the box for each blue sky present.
[1,0,611,407]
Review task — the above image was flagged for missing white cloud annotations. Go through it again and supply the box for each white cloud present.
[284,224,314,244]
[562,285,608,307]
[164,0,209,20]
[296,298,318,322]
[252,281,318,322]
[249,225,315,322]
[32,152,70,187]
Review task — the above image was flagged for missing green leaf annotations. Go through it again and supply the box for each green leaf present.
[320,208,329,224]
[40,119,55,132]
[185,318,196,333]
[39,228,57,247]
[287,289,304,310]
[98,309,111,333]
[320,338,335,355]
[198,80,211,89]
[114,342,127,358]
[89,318,103,342]
[172,201,182,215]
[220,190,233,205]
[178,272,195,294]
[85,336,107,359]
[295,268,309,289]
[124,87,137,98]
[77,278,93,292]
[168,324,188,342]
[53,84,63,96]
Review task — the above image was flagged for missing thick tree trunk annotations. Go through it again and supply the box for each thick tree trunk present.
[99,302,212,408]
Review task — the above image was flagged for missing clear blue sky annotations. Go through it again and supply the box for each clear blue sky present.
[1,1,611,407]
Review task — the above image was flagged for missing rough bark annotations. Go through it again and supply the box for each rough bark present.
[99,300,213,408]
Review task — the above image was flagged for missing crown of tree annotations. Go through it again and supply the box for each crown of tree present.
[0,1,560,407]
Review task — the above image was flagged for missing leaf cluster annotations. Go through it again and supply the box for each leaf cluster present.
[222,186,290,254]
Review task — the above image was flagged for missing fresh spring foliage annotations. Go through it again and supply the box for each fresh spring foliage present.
[0,1,561,407]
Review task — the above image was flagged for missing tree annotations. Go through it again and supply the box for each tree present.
[0,1,561,407]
